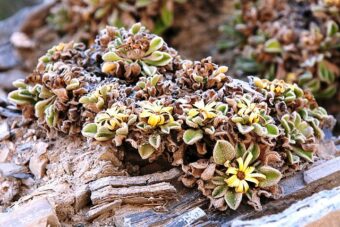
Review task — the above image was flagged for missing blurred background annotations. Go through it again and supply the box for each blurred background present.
[0,0,339,131]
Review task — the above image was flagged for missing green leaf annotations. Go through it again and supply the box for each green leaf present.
[264,38,282,53]
[35,98,53,118]
[266,124,279,137]
[102,52,122,62]
[236,143,247,158]
[138,143,156,159]
[161,3,173,27]
[12,79,27,89]
[144,52,172,66]
[211,176,226,186]
[145,37,164,55]
[135,0,151,8]
[327,20,339,37]
[141,62,157,76]
[8,90,33,105]
[224,190,243,210]
[291,146,313,162]
[82,123,98,138]
[149,134,161,149]
[286,150,300,164]
[236,123,254,134]
[151,74,162,86]
[247,143,260,163]
[212,185,228,198]
[258,166,282,188]
[183,129,203,145]
[130,22,142,34]
[95,126,115,141]
[213,140,236,165]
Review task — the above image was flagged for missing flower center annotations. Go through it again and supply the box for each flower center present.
[236,171,245,180]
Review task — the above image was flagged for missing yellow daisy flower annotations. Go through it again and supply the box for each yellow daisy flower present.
[225,153,266,193]
[188,100,217,120]
[139,101,174,127]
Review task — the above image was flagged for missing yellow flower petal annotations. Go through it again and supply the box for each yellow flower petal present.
[236,181,244,193]
[243,152,253,170]
[140,110,152,118]
[148,114,160,127]
[226,167,238,175]
[244,176,259,186]
[242,180,249,193]
[226,175,240,187]
[244,166,255,175]
[188,109,199,117]
[237,157,244,172]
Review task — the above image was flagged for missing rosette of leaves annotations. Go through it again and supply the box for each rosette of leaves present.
[220,0,340,102]
[134,74,175,100]
[209,140,282,210]
[79,83,119,113]
[136,100,181,159]
[253,77,305,103]
[47,0,185,42]
[176,58,229,90]
[182,100,229,147]
[298,60,338,99]
[82,104,137,146]
[231,94,279,137]
[8,80,42,107]
[34,73,89,133]
[280,112,317,163]
[101,23,173,81]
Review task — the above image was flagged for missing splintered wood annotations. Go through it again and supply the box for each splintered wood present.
[90,168,181,206]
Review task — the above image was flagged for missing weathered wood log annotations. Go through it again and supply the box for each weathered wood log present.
[230,187,340,227]
[91,182,177,206]
[86,200,122,221]
[107,156,340,226]
[89,168,182,191]
[0,198,60,227]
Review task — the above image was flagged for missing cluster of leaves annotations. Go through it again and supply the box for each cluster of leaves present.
[47,0,186,43]
[8,23,333,211]
[219,0,340,100]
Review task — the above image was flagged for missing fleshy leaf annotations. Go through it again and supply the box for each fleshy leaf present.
[138,143,156,159]
[291,146,313,162]
[149,134,161,149]
[264,38,282,53]
[82,123,98,138]
[130,22,142,34]
[258,166,282,188]
[212,176,226,186]
[183,129,203,145]
[224,190,243,210]
[145,37,164,55]
[266,124,279,137]
[102,52,122,62]
[213,140,236,165]
[212,185,228,198]
[236,123,254,134]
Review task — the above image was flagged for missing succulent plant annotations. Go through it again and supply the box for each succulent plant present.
[253,78,304,103]
[210,140,282,210]
[281,112,317,162]
[176,57,230,91]
[82,104,137,146]
[8,80,42,106]
[136,100,181,159]
[79,83,119,113]
[8,23,333,212]
[231,94,279,137]
[101,23,173,79]
[219,0,340,102]
[183,100,228,145]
